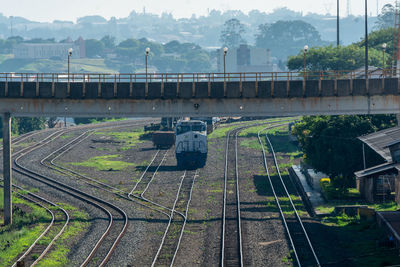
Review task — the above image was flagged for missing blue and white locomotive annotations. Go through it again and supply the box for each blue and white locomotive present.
[175,120,208,168]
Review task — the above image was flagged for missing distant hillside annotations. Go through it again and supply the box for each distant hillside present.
[0,8,378,48]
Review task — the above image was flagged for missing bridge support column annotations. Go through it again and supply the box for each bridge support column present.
[397,114,400,126]
[2,112,12,225]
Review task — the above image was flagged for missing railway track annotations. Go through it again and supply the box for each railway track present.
[39,122,187,266]
[10,127,129,267]
[151,169,198,267]
[258,127,321,267]
[0,130,73,267]
[221,127,245,267]
[46,122,199,267]
[220,121,298,267]
[11,185,70,267]
[130,149,169,197]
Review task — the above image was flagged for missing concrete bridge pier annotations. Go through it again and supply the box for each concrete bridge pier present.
[2,112,12,225]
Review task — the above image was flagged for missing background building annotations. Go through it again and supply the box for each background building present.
[14,37,85,59]
[217,44,281,73]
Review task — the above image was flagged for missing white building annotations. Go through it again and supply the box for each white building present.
[217,44,280,73]
[14,37,86,59]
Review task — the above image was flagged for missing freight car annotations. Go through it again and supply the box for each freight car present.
[175,120,207,168]
[152,131,175,149]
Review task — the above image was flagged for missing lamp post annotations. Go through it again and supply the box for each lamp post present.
[303,45,309,79]
[382,43,387,76]
[66,48,73,128]
[223,47,228,81]
[365,0,368,77]
[67,48,73,79]
[337,0,340,46]
[145,47,150,83]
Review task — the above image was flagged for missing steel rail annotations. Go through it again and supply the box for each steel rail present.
[221,126,248,267]
[0,180,70,267]
[256,125,321,267]
[12,129,127,267]
[44,122,180,219]
[129,149,161,195]
[150,169,199,267]
[257,125,301,265]
[7,138,71,267]
[170,170,199,266]
[220,120,297,267]
[265,134,321,267]
[45,128,174,218]
[234,129,244,267]
[38,122,186,267]
[1,130,72,267]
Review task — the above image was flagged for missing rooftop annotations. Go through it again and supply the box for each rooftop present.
[358,126,400,163]
[355,162,400,179]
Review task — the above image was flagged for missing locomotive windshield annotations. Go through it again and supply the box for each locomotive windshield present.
[176,125,191,135]
[192,124,206,132]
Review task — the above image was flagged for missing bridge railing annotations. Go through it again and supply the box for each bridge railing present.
[0,69,394,83]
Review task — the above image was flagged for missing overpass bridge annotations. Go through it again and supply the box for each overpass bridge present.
[2,70,400,225]
[0,71,399,118]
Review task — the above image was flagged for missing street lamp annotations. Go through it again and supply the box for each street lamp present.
[365,0,368,77]
[337,0,340,47]
[66,48,73,128]
[382,43,387,74]
[223,47,228,81]
[67,48,73,80]
[303,45,309,79]
[145,47,150,83]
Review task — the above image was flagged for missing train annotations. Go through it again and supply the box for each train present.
[190,117,220,134]
[175,120,208,168]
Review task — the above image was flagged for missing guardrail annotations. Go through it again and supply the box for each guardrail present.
[0,69,396,83]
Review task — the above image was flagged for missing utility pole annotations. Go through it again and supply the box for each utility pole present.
[337,0,340,46]
[3,113,12,225]
[365,0,369,77]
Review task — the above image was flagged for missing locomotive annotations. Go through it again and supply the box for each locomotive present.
[175,120,208,168]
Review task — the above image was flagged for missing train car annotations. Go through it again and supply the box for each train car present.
[190,117,220,134]
[152,131,175,149]
[175,120,208,168]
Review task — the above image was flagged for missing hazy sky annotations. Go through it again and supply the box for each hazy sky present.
[1,0,396,22]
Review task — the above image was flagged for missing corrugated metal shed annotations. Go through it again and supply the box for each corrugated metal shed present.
[358,126,400,163]
[355,162,400,179]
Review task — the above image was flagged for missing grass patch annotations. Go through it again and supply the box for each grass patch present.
[318,213,400,266]
[36,203,90,267]
[95,129,145,150]
[70,155,135,171]
[0,191,52,266]
[240,139,261,150]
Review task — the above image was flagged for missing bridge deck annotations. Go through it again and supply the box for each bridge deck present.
[0,72,399,117]
[0,78,398,99]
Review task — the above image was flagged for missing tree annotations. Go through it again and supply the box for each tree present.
[101,35,116,49]
[85,39,105,58]
[47,117,58,128]
[220,18,246,48]
[287,45,382,71]
[15,118,47,134]
[293,115,396,189]
[256,20,324,60]
[288,27,394,71]
[77,15,107,24]
[376,4,395,29]
[74,118,106,125]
